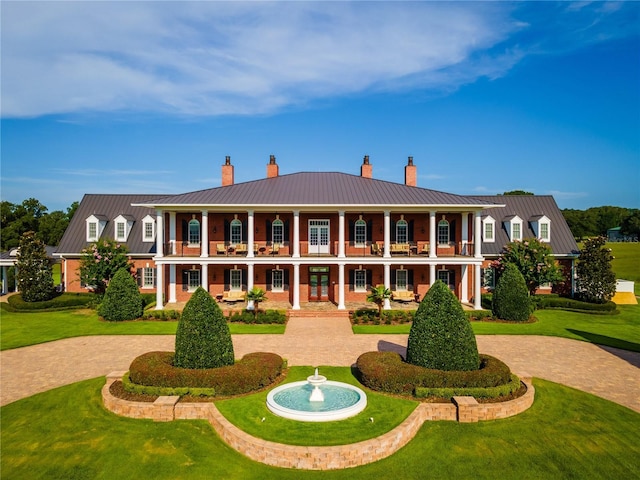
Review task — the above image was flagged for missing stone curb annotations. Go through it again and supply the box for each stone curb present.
[102,372,535,470]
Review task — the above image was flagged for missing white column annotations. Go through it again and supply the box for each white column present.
[169,212,176,255]
[293,211,300,258]
[247,210,255,258]
[292,263,300,309]
[338,263,345,310]
[155,264,163,310]
[461,212,469,255]
[429,263,436,285]
[168,265,176,303]
[338,210,345,258]
[246,263,254,310]
[383,211,391,258]
[461,264,469,303]
[1,266,6,294]
[429,210,436,258]
[474,211,483,258]
[201,263,208,291]
[383,263,391,310]
[156,209,164,258]
[200,211,209,257]
[474,264,482,309]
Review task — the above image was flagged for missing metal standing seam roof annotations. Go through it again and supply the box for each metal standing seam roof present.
[56,194,164,256]
[134,172,502,208]
[473,195,579,257]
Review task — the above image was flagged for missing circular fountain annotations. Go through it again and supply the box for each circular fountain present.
[266,368,367,422]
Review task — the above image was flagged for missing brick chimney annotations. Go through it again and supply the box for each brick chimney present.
[221,156,234,186]
[361,155,372,178]
[267,154,279,178]
[405,156,417,187]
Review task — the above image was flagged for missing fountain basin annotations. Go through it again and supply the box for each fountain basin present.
[266,380,367,422]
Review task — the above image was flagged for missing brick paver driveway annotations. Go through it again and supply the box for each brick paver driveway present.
[1,317,639,412]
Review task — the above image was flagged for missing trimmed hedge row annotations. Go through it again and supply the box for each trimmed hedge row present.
[7,292,95,311]
[228,310,287,324]
[141,310,181,321]
[122,373,216,397]
[129,351,285,396]
[356,351,511,395]
[351,309,414,325]
[531,296,617,312]
[415,374,522,400]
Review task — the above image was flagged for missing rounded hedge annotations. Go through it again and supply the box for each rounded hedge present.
[174,287,234,369]
[406,280,479,371]
[492,263,531,322]
[97,268,143,321]
[128,351,285,396]
[356,351,512,396]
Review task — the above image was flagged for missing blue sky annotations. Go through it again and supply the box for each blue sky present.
[1,1,639,213]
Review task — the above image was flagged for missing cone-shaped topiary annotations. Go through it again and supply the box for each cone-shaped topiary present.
[492,263,531,321]
[174,287,234,369]
[406,280,479,371]
[97,268,143,321]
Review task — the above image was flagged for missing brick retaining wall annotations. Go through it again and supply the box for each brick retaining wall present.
[102,372,534,470]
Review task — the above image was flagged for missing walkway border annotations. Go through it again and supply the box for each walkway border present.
[102,372,535,470]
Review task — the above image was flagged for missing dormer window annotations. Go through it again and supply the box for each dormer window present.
[142,215,156,242]
[86,214,107,242]
[482,215,495,243]
[531,215,551,242]
[114,215,134,242]
[503,215,523,242]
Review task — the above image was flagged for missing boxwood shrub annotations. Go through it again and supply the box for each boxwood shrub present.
[128,351,285,396]
[492,263,531,322]
[415,374,522,400]
[122,373,216,397]
[356,351,512,396]
[7,292,96,311]
[350,309,415,324]
[97,268,143,321]
[228,309,287,324]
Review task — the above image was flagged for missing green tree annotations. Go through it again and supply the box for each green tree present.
[576,236,616,304]
[406,280,479,371]
[562,208,597,240]
[16,231,55,302]
[620,209,640,239]
[38,210,69,246]
[366,285,391,318]
[174,287,234,369]
[500,190,534,196]
[493,238,564,295]
[492,263,531,322]
[1,199,48,250]
[78,239,133,294]
[97,268,143,321]
[246,287,267,318]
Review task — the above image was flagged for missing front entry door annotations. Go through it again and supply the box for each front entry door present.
[309,220,330,255]
[309,267,330,301]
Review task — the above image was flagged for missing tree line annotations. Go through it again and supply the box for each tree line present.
[561,206,639,241]
[1,198,78,251]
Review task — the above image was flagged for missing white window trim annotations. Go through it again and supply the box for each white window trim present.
[354,268,367,292]
[437,219,450,245]
[230,219,242,246]
[504,215,523,242]
[396,219,408,245]
[354,219,367,247]
[142,267,155,289]
[272,219,284,246]
[188,219,201,246]
[230,268,242,291]
[187,270,200,292]
[86,215,107,242]
[142,215,156,242]
[271,269,284,292]
[482,216,495,243]
[396,269,408,291]
[531,215,551,242]
[114,215,134,242]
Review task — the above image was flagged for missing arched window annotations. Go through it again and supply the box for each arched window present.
[396,219,408,244]
[230,219,242,245]
[354,219,366,246]
[437,219,449,245]
[188,219,200,245]
[272,219,284,246]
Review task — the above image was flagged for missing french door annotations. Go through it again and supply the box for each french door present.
[309,220,330,254]
[309,267,330,301]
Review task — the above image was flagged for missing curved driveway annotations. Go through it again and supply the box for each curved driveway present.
[1,317,639,412]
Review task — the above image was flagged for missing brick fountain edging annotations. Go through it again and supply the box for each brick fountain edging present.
[102,372,534,470]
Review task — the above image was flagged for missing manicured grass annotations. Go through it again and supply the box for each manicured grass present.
[608,242,640,295]
[215,366,417,446]
[0,306,285,351]
[353,304,640,351]
[1,377,638,479]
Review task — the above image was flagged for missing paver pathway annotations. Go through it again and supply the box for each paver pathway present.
[1,317,639,412]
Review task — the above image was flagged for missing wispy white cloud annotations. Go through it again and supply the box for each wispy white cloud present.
[1,1,634,119]
[545,190,588,200]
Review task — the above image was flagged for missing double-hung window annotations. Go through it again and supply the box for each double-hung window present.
[142,268,155,288]
[143,219,155,242]
[88,222,98,241]
[354,219,366,246]
[354,269,367,292]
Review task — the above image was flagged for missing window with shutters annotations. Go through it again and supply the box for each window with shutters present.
[187,270,200,292]
[354,269,367,292]
[142,268,155,288]
[230,269,242,291]
[188,219,200,245]
[272,269,284,291]
[396,269,408,291]
[354,219,366,246]
[230,219,242,245]
[438,220,450,245]
[272,219,284,246]
[396,219,408,244]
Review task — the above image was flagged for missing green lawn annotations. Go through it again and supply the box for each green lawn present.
[0,306,285,351]
[608,242,640,295]
[354,304,640,351]
[1,376,638,479]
